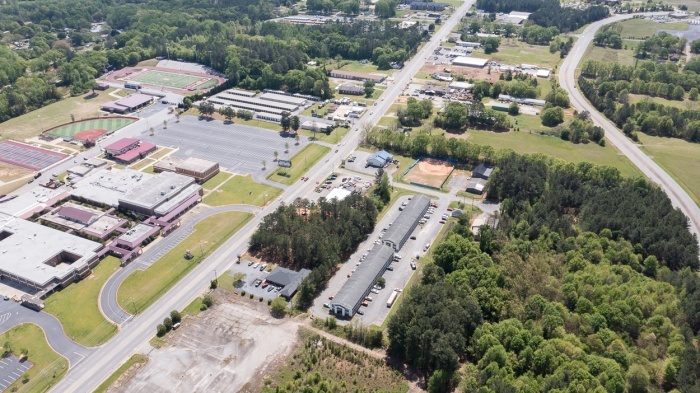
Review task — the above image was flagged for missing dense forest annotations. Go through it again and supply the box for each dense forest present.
[248,195,377,309]
[475,0,609,32]
[0,0,423,122]
[389,153,700,393]
[579,59,700,142]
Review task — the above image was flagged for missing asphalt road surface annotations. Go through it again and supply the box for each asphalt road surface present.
[51,1,476,391]
[559,12,700,240]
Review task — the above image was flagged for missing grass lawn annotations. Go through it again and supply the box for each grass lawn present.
[0,88,118,141]
[117,211,252,312]
[93,354,148,393]
[585,41,638,67]
[638,134,700,206]
[136,58,160,67]
[327,60,393,75]
[203,174,282,206]
[202,171,232,190]
[619,19,687,39]
[297,125,351,144]
[150,147,175,160]
[0,324,69,392]
[44,256,120,347]
[487,38,564,69]
[462,130,642,177]
[391,154,417,184]
[629,94,697,110]
[266,143,330,185]
[129,158,155,171]
[378,116,399,128]
[142,165,156,174]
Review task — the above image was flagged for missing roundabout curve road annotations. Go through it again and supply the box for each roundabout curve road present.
[559,12,700,240]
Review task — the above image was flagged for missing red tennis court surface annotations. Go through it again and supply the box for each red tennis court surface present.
[0,141,68,171]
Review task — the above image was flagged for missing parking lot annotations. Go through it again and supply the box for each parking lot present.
[141,116,307,176]
[0,355,32,391]
[228,262,281,301]
[311,194,449,326]
[310,171,374,201]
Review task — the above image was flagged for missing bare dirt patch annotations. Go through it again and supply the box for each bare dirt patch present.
[0,161,31,183]
[403,157,455,189]
[422,63,498,83]
[111,291,300,393]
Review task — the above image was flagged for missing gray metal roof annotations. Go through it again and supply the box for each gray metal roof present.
[383,195,431,250]
[331,244,394,312]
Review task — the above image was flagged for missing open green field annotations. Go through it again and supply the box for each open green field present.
[117,211,252,312]
[488,39,565,69]
[203,174,282,206]
[267,143,330,185]
[586,40,639,67]
[44,256,120,347]
[48,117,135,139]
[629,94,697,110]
[328,59,393,75]
[638,134,700,206]
[94,354,148,393]
[0,324,69,392]
[202,171,232,190]
[127,69,207,90]
[619,18,688,39]
[462,130,642,177]
[297,125,351,144]
[0,88,117,141]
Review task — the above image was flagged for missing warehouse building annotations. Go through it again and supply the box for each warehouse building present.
[330,70,387,83]
[153,156,220,183]
[0,212,103,293]
[383,195,431,251]
[452,57,490,68]
[338,84,365,96]
[330,244,394,318]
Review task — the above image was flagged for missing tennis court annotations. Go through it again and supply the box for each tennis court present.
[0,140,68,171]
[47,118,135,140]
[126,69,210,90]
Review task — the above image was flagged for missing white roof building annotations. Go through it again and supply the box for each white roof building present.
[536,69,551,78]
[452,57,489,68]
[325,188,352,201]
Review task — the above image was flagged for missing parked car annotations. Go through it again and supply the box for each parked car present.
[260,264,267,271]
[262,282,269,288]
[248,261,254,266]
[410,261,417,270]
[356,309,364,315]
[361,301,368,307]
[252,262,260,269]
[386,266,394,271]
[323,303,330,308]
[254,280,262,287]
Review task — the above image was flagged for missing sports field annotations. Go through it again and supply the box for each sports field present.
[48,118,135,140]
[403,157,455,189]
[127,69,210,90]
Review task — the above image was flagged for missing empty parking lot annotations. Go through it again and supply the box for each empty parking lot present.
[0,355,32,391]
[141,117,307,176]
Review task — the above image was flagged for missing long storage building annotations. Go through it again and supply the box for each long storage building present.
[383,195,431,251]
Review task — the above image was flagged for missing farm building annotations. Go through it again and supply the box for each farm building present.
[472,163,494,179]
[329,70,386,83]
[366,150,393,168]
[452,57,489,68]
[338,84,365,95]
[383,195,431,251]
[465,178,487,194]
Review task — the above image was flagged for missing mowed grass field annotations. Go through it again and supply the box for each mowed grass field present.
[203,174,282,206]
[0,88,117,141]
[202,171,232,190]
[586,40,639,67]
[267,143,331,185]
[128,69,205,89]
[619,18,688,39]
[117,211,252,312]
[0,324,69,392]
[488,38,566,69]
[48,117,135,139]
[638,134,700,206]
[44,256,120,347]
[629,94,697,110]
[461,130,642,177]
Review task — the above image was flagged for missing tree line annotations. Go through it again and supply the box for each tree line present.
[387,152,700,392]
[248,195,377,309]
[475,0,608,32]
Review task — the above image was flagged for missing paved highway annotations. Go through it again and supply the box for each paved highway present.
[51,1,476,391]
[559,12,700,239]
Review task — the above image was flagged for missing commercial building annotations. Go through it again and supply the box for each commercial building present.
[330,244,394,318]
[409,1,448,10]
[338,84,365,96]
[101,93,153,114]
[449,81,474,91]
[119,171,202,217]
[153,156,220,183]
[383,195,431,251]
[329,70,386,83]
[326,188,352,201]
[421,83,452,96]
[40,202,128,241]
[301,121,333,133]
[472,163,494,179]
[536,69,551,78]
[465,178,487,194]
[208,89,301,117]
[456,41,481,48]
[265,267,311,299]
[103,138,157,164]
[452,57,490,68]
[498,94,546,107]
[366,150,393,168]
[0,212,103,293]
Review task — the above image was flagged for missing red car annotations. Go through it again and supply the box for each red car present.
[328,295,334,300]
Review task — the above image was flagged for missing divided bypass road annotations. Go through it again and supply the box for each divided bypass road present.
[559,12,700,239]
[52,1,477,391]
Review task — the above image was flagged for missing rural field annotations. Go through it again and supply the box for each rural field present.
[488,38,565,69]
[267,143,331,185]
[117,211,252,312]
[638,134,700,206]
[619,18,687,39]
[585,39,639,67]
[203,174,282,206]
[44,256,120,346]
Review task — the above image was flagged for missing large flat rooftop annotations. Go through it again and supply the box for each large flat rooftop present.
[72,169,152,207]
[119,171,196,211]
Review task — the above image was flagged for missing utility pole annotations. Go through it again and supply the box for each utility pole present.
[193,44,197,62]
[165,42,170,60]
[207,50,213,68]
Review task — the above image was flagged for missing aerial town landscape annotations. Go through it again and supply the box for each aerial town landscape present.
[1,0,700,392]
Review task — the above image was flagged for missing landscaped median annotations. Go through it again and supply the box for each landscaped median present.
[44,256,121,346]
[203,174,282,206]
[117,211,252,313]
[0,324,69,392]
[266,143,331,185]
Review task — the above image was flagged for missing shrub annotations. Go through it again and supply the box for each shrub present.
[210,279,218,289]
[156,324,167,337]
[271,297,288,318]
[163,317,173,331]
[170,310,182,324]
[202,295,214,308]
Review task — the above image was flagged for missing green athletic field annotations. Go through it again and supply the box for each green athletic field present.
[48,118,135,139]
[127,70,208,89]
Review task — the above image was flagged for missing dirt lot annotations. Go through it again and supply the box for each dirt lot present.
[403,157,454,188]
[422,63,498,83]
[108,291,300,393]
[0,161,31,183]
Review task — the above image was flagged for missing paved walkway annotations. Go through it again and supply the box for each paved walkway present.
[99,203,263,325]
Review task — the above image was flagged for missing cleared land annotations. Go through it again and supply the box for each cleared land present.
[638,134,700,206]
[117,211,252,312]
[619,19,688,39]
[403,157,454,188]
[44,256,120,347]
[267,143,330,185]
[488,39,564,69]
[0,324,69,392]
[0,88,117,141]
[459,130,642,177]
[203,174,282,206]
[0,161,30,183]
